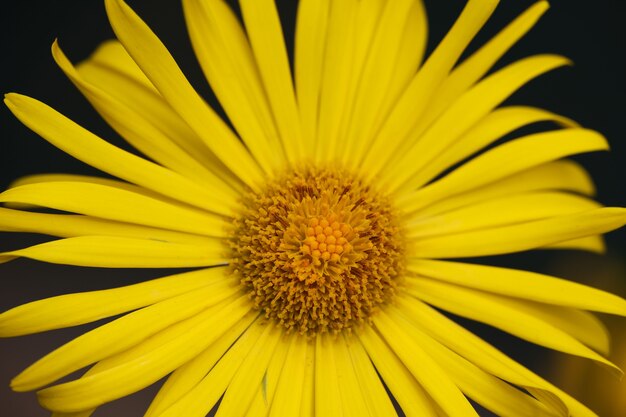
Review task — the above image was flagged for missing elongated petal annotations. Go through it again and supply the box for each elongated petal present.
[424,1,550,124]
[240,0,304,163]
[408,106,578,189]
[412,208,626,258]
[4,94,236,215]
[269,336,309,417]
[295,0,330,154]
[361,0,499,179]
[52,41,231,190]
[345,334,396,417]
[395,296,597,417]
[0,208,216,246]
[77,42,241,189]
[374,311,479,416]
[413,160,596,218]
[405,191,600,238]
[12,278,238,391]
[387,306,560,417]
[405,278,621,375]
[104,0,262,188]
[340,0,417,168]
[156,318,265,417]
[408,259,626,315]
[145,313,255,417]
[0,267,228,337]
[36,295,251,412]
[398,128,608,213]
[335,335,371,417]
[0,182,227,237]
[357,325,438,417]
[315,0,358,163]
[0,236,227,268]
[386,54,571,192]
[213,324,281,417]
[546,236,606,253]
[182,0,283,174]
[315,333,344,417]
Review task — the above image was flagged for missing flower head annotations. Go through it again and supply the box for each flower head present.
[1,0,626,416]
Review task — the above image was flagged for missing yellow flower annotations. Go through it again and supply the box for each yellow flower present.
[1,0,625,416]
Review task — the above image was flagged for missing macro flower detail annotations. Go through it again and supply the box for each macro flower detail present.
[1,0,626,416]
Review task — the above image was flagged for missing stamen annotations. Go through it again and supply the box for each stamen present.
[230,167,404,335]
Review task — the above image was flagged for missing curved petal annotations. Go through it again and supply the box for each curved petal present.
[411,208,626,258]
[0,236,227,268]
[357,325,438,417]
[405,191,600,238]
[240,0,304,163]
[412,160,596,218]
[182,0,284,174]
[361,0,499,177]
[314,334,345,417]
[398,128,608,214]
[0,182,228,237]
[383,54,572,192]
[268,335,309,417]
[404,278,621,375]
[36,295,251,413]
[4,94,237,215]
[104,0,262,188]
[0,267,227,337]
[373,311,479,416]
[407,259,626,316]
[52,41,231,190]
[11,278,238,391]
[407,106,578,190]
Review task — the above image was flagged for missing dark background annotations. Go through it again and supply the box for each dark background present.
[1,0,625,416]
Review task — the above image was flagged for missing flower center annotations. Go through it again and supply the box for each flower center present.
[230,167,404,335]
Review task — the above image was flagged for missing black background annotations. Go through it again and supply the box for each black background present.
[1,1,625,416]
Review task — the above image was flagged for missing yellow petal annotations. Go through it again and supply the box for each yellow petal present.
[405,191,600,238]
[145,312,257,417]
[384,54,571,192]
[0,236,227,268]
[315,0,358,163]
[155,318,265,417]
[398,128,608,214]
[342,0,420,169]
[104,0,262,188]
[54,42,234,193]
[77,42,241,190]
[299,337,316,417]
[545,236,606,253]
[269,335,309,417]
[423,1,550,124]
[239,0,304,164]
[4,93,237,215]
[36,295,251,412]
[12,277,238,391]
[404,278,621,376]
[0,208,217,246]
[0,267,228,337]
[361,0,498,179]
[345,333,396,416]
[315,333,344,417]
[412,207,626,258]
[411,160,596,218]
[295,0,330,154]
[407,105,578,190]
[0,181,227,237]
[407,259,626,316]
[374,311,479,416]
[388,306,560,417]
[395,296,596,417]
[357,325,438,417]
[335,334,371,417]
[182,0,284,174]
